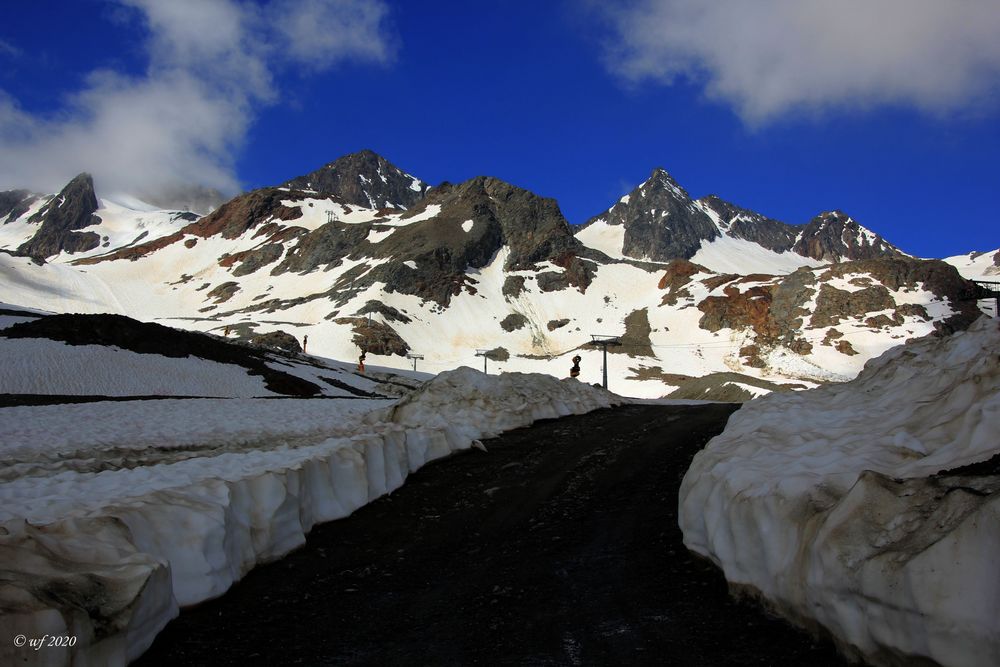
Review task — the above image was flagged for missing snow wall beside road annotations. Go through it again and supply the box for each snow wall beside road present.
[0,368,619,667]
[680,316,1000,667]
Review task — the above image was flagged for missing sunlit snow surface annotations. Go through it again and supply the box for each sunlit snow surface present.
[943,248,1000,281]
[680,316,1000,667]
[0,368,618,666]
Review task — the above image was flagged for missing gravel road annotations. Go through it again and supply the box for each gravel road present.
[136,403,848,666]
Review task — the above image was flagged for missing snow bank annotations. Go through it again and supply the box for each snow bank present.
[0,368,618,667]
[679,317,1000,667]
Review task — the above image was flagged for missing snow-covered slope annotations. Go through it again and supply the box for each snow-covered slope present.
[0,310,417,399]
[0,368,619,666]
[944,248,1000,281]
[679,316,1000,667]
[0,157,984,399]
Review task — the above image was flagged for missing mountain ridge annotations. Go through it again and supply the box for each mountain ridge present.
[0,151,988,398]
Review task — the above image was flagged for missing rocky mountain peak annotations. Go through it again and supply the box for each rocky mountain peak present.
[281,149,429,210]
[0,189,40,224]
[644,167,690,201]
[793,210,903,262]
[580,167,718,261]
[17,173,102,260]
[695,195,798,253]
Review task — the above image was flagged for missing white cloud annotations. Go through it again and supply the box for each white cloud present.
[602,0,1000,124]
[0,0,393,196]
[270,0,396,69]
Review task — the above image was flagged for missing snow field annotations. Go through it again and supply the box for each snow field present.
[679,316,1000,667]
[0,339,277,397]
[0,367,619,667]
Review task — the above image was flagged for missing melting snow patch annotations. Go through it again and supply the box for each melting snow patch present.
[680,317,1000,667]
[461,219,474,233]
[0,368,618,666]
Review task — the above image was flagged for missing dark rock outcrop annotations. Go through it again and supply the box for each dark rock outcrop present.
[696,195,798,252]
[251,330,302,354]
[818,258,982,334]
[17,174,101,259]
[484,346,510,361]
[501,313,528,332]
[281,149,429,210]
[334,317,410,356]
[365,176,597,305]
[0,189,41,223]
[580,168,719,261]
[792,211,903,262]
[76,188,317,265]
[579,172,907,265]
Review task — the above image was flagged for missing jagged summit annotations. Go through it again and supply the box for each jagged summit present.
[695,194,798,253]
[17,173,102,260]
[281,149,429,210]
[793,210,903,262]
[578,168,906,265]
[645,167,690,200]
[579,166,718,261]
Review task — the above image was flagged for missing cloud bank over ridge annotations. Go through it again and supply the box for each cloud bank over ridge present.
[0,0,393,197]
[602,0,1000,124]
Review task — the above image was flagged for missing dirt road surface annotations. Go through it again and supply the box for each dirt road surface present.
[136,403,847,666]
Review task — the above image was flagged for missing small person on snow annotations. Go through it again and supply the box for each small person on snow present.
[223,325,231,337]
[570,355,581,379]
[302,334,308,354]
[358,351,367,374]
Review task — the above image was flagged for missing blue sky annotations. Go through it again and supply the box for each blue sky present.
[1,0,998,258]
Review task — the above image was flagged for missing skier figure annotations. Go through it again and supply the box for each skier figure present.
[302,334,308,354]
[358,351,367,374]
[570,354,581,379]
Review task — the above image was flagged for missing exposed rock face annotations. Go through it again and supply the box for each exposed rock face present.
[250,330,302,354]
[819,258,982,334]
[579,173,906,265]
[502,276,526,299]
[191,188,307,240]
[501,313,528,332]
[696,258,981,368]
[281,149,429,210]
[698,268,817,345]
[77,188,316,265]
[334,317,409,356]
[617,308,655,357]
[356,301,411,324]
[365,176,598,305]
[581,168,719,261]
[17,174,102,259]
[792,211,903,262]
[484,346,510,361]
[269,219,369,276]
[547,318,570,331]
[696,195,797,252]
[658,258,704,305]
[206,282,240,303]
[0,189,40,223]
[811,284,896,328]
